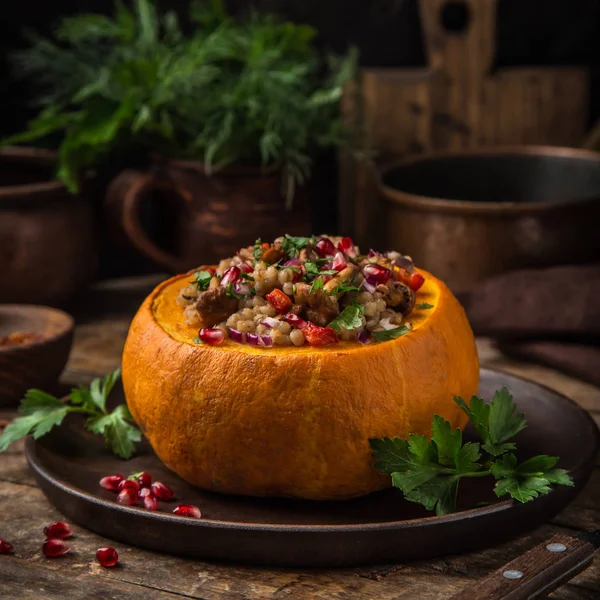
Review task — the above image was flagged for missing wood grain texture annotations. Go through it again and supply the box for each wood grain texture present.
[0,276,598,599]
[340,0,589,247]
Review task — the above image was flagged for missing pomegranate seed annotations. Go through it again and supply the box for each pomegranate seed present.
[315,238,336,257]
[283,313,307,329]
[332,252,347,272]
[138,487,152,499]
[337,236,357,257]
[143,493,158,511]
[135,472,152,488]
[173,504,202,518]
[363,263,391,285]
[151,481,174,501]
[408,272,425,291]
[116,488,137,506]
[198,328,225,345]
[96,546,119,568]
[100,474,124,491]
[118,479,140,494]
[0,539,13,554]
[43,522,72,539]
[42,539,69,558]
[220,266,241,287]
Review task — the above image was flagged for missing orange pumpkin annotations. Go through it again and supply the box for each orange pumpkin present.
[122,268,479,500]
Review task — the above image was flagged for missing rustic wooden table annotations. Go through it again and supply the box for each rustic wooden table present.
[1,276,599,600]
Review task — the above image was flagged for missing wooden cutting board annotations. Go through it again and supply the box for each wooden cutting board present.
[340,0,589,245]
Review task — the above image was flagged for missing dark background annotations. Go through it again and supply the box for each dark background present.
[1,0,599,277]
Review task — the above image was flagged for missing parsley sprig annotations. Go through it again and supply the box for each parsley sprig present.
[0,369,141,459]
[370,387,573,515]
[280,235,312,258]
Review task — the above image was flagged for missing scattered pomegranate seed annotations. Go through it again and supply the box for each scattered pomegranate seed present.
[0,539,13,554]
[138,487,152,499]
[135,472,152,488]
[337,236,357,257]
[151,481,174,501]
[332,252,347,272]
[42,539,69,558]
[173,504,202,518]
[283,313,307,329]
[315,238,336,257]
[96,546,119,568]
[118,479,140,494]
[142,493,158,511]
[43,522,72,539]
[363,263,391,285]
[408,272,425,291]
[100,474,124,491]
[198,328,225,345]
[220,266,241,287]
[116,488,138,506]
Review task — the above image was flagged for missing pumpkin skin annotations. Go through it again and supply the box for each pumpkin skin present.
[122,268,479,500]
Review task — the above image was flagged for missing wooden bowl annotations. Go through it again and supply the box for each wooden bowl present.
[0,305,74,406]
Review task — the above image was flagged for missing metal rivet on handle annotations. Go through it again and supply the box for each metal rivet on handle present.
[503,570,524,580]
[546,543,567,553]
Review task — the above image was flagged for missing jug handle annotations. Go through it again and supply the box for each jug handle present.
[105,169,191,274]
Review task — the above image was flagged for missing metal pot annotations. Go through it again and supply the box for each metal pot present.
[377,146,600,292]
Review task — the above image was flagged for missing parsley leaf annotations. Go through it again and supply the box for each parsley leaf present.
[491,454,574,503]
[416,302,434,309]
[281,234,312,257]
[310,277,324,294]
[328,305,364,333]
[373,325,411,342]
[0,369,141,459]
[370,416,481,515]
[329,274,363,295]
[454,388,527,456]
[191,270,212,291]
[240,272,255,281]
[225,282,247,299]
[253,238,263,262]
[371,388,573,515]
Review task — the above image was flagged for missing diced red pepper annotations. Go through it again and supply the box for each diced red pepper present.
[265,289,293,314]
[303,323,339,346]
[396,268,425,291]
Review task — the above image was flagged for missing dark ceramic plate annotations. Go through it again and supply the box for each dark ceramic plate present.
[25,368,599,567]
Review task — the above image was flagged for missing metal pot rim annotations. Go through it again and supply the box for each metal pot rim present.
[377,145,600,215]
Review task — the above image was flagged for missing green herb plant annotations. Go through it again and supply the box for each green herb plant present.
[4,0,357,203]
[0,369,141,459]
[370,388,573,515]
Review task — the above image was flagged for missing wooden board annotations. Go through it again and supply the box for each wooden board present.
[340,0,589,248]
[24,368,599,567]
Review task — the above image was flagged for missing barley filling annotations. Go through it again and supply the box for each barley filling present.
[177,235,425,347]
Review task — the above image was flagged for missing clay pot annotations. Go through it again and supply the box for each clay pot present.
[377,146,600,293]
[0,147,97,305]
[106,158,310,272]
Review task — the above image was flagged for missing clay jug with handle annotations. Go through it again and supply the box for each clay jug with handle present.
[106,158,310,273]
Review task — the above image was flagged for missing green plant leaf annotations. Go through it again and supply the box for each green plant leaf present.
[373,325,411,342]
[328,305,363,333]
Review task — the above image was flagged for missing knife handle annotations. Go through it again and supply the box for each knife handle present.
[449,533,595,600]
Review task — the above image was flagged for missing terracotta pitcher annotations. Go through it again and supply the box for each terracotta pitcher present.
[0,147,96,306]
[106,158,310,273]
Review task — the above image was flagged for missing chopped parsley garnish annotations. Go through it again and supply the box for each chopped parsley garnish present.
[370,388,574,515]
[193,337,201,344]
[253,238,263,262]
[329,274,363,295]
[225,283,245,299]
[416,302,434,309]
[191,270,212,291]
[328,305,364,333]
[281,234,312,258]
[240,272,255,281]
[373,325,410,342]
[310,277,324,294]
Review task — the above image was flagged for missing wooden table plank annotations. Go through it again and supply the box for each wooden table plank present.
[0,276,598,599]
